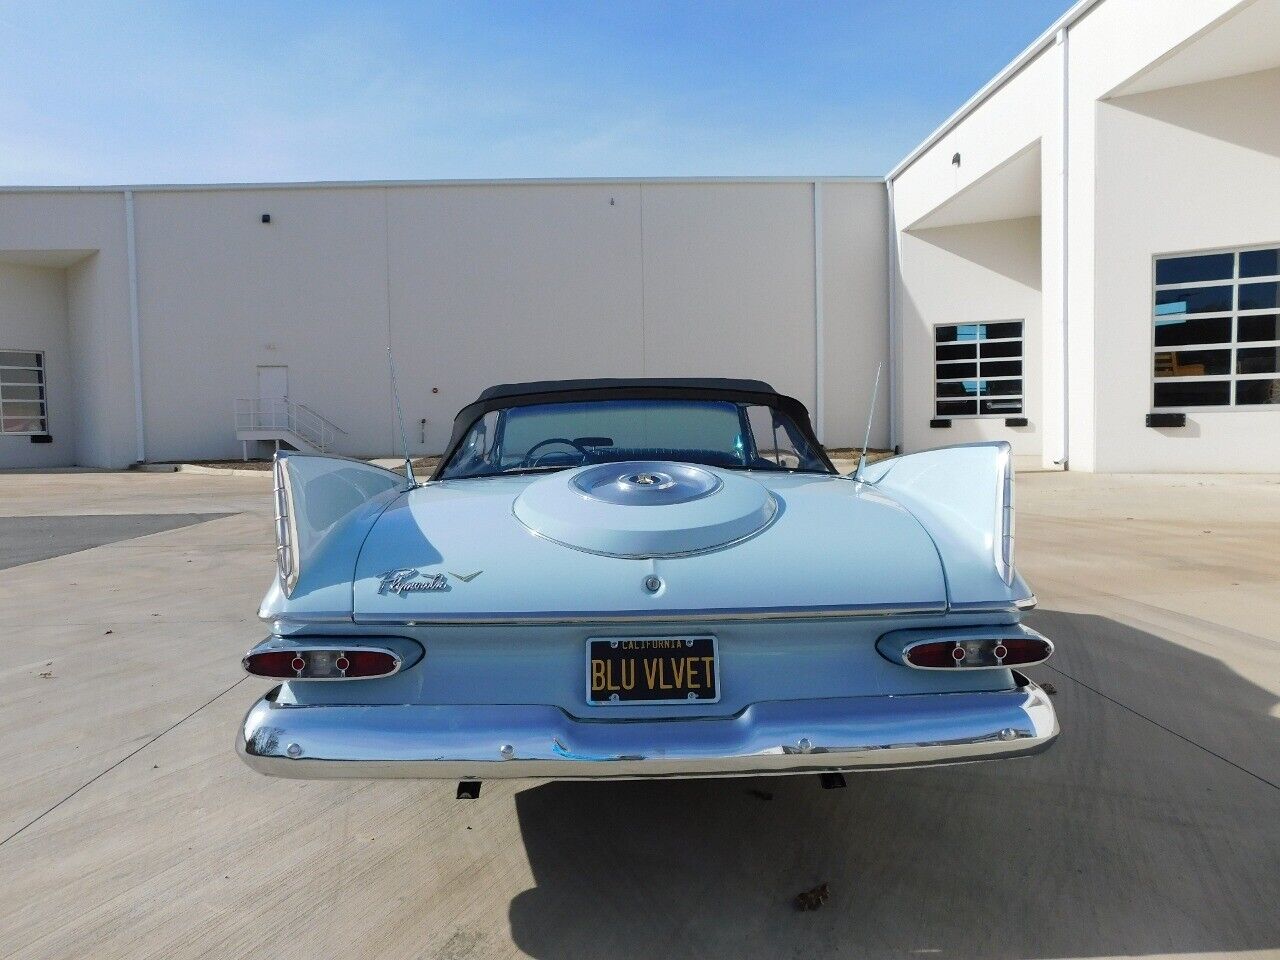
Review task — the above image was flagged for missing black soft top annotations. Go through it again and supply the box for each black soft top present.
[434,377,832,478]
[475,377,777,402]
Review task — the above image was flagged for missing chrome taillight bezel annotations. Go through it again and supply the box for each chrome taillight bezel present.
[877,624,1053,671]
[243,643,403,681]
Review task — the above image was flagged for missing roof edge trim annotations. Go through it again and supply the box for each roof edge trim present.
[0,175,884,195]
[888,0,1105,182]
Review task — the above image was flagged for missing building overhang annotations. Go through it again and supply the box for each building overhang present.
[903,141,1041,233]
[1105,0,1280,99]
[0,249,97,267]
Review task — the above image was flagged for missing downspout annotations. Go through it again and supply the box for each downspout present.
[124,190,145,463]
[1055,27,1070,468]
[886,178,899,453]
[812,180,825,441]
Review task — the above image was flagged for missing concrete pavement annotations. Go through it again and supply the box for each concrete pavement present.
[0,468,1276,960]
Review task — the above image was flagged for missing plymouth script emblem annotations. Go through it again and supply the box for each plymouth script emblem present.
[376,568,482,595]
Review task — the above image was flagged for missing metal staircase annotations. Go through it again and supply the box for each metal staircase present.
[234,398,345,458]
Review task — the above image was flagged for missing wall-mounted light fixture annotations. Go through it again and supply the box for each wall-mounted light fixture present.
[951,153,961,167]
[261,213,271,224]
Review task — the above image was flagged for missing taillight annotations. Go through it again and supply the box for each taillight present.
[243,647,400,680]
[904,636,1052,669]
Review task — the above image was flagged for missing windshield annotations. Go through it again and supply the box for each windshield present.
[439,398,830,479]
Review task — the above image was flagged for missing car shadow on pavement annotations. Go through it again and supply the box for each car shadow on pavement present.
[508,612,1279,960]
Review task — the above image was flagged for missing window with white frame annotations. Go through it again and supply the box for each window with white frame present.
[0,350,48,434]
[934,321,1024,418]
[1152,246,1280,408]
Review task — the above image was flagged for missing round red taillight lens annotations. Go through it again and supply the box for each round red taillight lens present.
[343,650,398,677]
[997,637,1052,664]
[904,642,960,668]
[242,650,298,678]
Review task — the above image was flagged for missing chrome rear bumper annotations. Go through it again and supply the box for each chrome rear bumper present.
[237,675,1058,780]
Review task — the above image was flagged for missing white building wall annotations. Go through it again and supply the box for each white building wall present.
[897,217,1043,463]
[0,262,74,468]
[640,183,817,410]
[0,192,135,468]
[134,187,394,463]
[1090,67,1280,471]
[384,183,646,457]
[890,0,1271,472]
[0,179,886,466]
[1060,0,1248,471]
[891,45,1060,465]
[819,182,890,447]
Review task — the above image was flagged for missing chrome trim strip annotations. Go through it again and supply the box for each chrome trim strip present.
[946,600,1025,614]
[263,613,354,627]
[268,598,1033,628]
[351,601,949,626]
[236,676,1059,780]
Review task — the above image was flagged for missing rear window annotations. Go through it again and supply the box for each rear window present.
[439,397,828,478]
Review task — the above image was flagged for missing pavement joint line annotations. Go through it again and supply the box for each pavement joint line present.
[1045,664,1279,792]
[0,675,250,848]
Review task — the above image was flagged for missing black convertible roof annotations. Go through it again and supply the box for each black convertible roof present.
[475,377,777,402]
[434,376,831,478]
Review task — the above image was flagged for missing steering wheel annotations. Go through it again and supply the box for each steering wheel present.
[521,437,593,468]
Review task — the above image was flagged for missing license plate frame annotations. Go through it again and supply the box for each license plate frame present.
[585,635,720,706]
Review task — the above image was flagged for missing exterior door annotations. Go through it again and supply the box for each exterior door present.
[256,366,288,427]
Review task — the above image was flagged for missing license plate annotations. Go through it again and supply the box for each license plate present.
[586,636,719,705]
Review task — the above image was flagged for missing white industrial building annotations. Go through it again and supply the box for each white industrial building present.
[2,0,1278,472]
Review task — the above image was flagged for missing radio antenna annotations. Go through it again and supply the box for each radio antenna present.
[853,361,883,483]
[387,345,417,487]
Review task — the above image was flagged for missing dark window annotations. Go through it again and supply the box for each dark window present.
[1155,286,1233,316]
[1153,315,1231,347]
[1153,381,1230,407]
[936,380,981,399]
[1153,349,1230,377]
[1237,346,1280,375]
[1236,379,1280,405]
[980,340,1022,358]
[1153,249,1280,409]
[984,321,1022,340]
[935,343,975,361]
[0,350,48,434]
[1155,253,1233,285]
[1239,248,1279,278]
[981,398,1023,414]
[1239,315,1280,342]
[933,322,1023,417]
[980,360,1022,378]
[983,379,1022,396]
[438,398,830,479]
[936,361,977,379]
[1239,282,1279,311]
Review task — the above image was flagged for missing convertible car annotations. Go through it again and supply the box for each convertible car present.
[237,377,1057,789]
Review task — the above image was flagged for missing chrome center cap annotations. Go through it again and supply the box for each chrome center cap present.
[621,471,672,490]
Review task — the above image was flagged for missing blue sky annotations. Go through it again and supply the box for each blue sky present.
[0,1,1075,184]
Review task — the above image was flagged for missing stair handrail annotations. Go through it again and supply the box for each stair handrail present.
[234,397,345,453]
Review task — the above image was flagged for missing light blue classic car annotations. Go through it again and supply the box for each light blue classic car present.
[237,378,1057,791]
